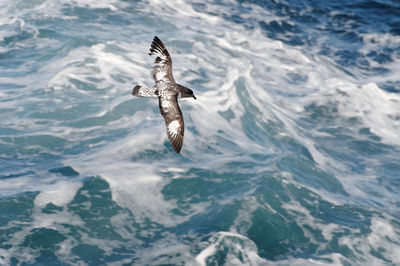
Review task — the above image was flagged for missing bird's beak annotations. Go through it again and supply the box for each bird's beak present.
[193,95,197,100]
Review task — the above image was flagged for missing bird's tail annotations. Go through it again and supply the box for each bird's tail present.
[132,85,158,98]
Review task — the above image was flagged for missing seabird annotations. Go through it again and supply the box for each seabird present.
[132,36,196,153]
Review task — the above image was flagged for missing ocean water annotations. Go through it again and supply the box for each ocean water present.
[1,0,400,265]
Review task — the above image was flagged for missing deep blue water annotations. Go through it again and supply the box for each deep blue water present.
[1,0,400,265]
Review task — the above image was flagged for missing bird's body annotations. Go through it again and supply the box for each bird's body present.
[132,36,196,153]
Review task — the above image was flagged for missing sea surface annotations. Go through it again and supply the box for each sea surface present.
[1,0,400,265]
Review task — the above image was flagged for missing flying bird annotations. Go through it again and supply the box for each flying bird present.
[132,36,196,153]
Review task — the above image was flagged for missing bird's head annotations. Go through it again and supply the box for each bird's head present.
[179,85,197,99]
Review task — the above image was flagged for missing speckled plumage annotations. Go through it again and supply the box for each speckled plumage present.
[132,36,196,153]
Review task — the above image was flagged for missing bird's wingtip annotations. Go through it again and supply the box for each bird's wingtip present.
[132,85,141,96]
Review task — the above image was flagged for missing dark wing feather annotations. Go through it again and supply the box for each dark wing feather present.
[158,94,184,153]
[149,36,174,83]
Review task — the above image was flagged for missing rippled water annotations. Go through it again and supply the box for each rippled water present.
[1,0,400,265]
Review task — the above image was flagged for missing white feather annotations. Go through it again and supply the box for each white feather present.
[161,99,173,109]
[168,120,180,137]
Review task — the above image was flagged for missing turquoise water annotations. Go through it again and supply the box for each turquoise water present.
[1,0,400,265]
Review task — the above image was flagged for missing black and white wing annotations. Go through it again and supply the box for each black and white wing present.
[132,85,158,98]
[158,94,184,153]
[149,36,174,83]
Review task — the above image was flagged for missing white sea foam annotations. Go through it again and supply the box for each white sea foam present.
[337,215,400,265]
[34,180,82,208]
[68,0,120,11]
[196,231,267,266]
[70,134,211,227]
[368,217,400,263]
[196,231,345,265]
[335,82,400,146]
[229,197,260,234]
[130,237,195,266]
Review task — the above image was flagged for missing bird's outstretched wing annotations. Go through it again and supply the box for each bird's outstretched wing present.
[158,94,184,153]
[149,36,174,83]
[132,85,158,98]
